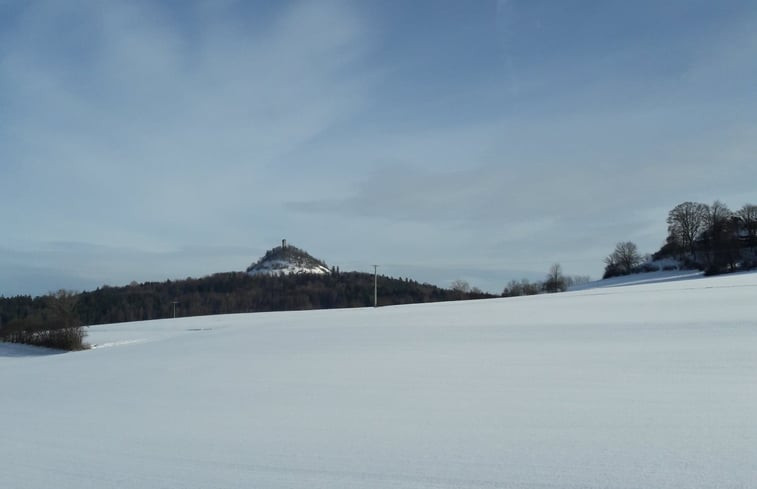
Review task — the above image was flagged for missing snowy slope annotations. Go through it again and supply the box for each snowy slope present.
[246,258,330,276]
[568,269,705,291]
[246,243,331,276]
[2,273,756,488]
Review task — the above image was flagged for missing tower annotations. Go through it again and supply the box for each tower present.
[282,239,287,249]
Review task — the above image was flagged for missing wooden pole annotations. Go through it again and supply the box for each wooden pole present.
[373,265,378,307]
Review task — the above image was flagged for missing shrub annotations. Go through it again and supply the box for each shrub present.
[602,263,623,279]
[633,263,659,273]
[681,257,704,270]
[2,324,89,351]
[502,279,541,297]
[703,265,724,276]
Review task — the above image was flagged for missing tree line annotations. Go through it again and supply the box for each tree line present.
[501,264,590,297]
[1,271,495,349]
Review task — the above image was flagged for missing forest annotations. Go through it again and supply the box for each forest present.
[0,271,494,349]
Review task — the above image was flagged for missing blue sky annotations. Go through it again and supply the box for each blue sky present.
[1,0,756,296]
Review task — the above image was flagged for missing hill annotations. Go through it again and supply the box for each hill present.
[0,271,494,329]
[246,240,331,276]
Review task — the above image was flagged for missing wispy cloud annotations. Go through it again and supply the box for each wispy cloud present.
[0,240,257,296]
[0,0,375,245]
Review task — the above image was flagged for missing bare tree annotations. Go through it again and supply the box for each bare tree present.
[738,203,757,250]
[617,241,642,274]
[566,275,591,287]
[604,241,642,277]
[706,200,732,230]
[666,202,708,257]
[502,279,541,297]
[450,279,471,293]
[702,201,735,271]
[543,263,566,293]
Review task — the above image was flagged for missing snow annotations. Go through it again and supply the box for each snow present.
[568,269,705,291]
[2,272,756,488]
[247,258,330,276]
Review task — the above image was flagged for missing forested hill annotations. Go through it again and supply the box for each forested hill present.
[1,271,494,328]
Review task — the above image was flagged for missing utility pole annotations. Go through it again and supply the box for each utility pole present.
[171,301,179,319]
[372,265,378,307]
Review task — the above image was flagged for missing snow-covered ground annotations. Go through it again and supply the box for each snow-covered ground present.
[568,269,705,291]
[2,273,756,488]
[247,258,331,276]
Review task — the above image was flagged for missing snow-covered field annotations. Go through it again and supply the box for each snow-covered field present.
[568,269,705,291]
[2,273,756,488]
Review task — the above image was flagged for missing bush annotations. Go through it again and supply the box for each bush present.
[602,263,623,279]
[2,325,89,351]
[703,265,725,276]
[680,257,704,270]
[502,279,541,297]
[633,263,659,273]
